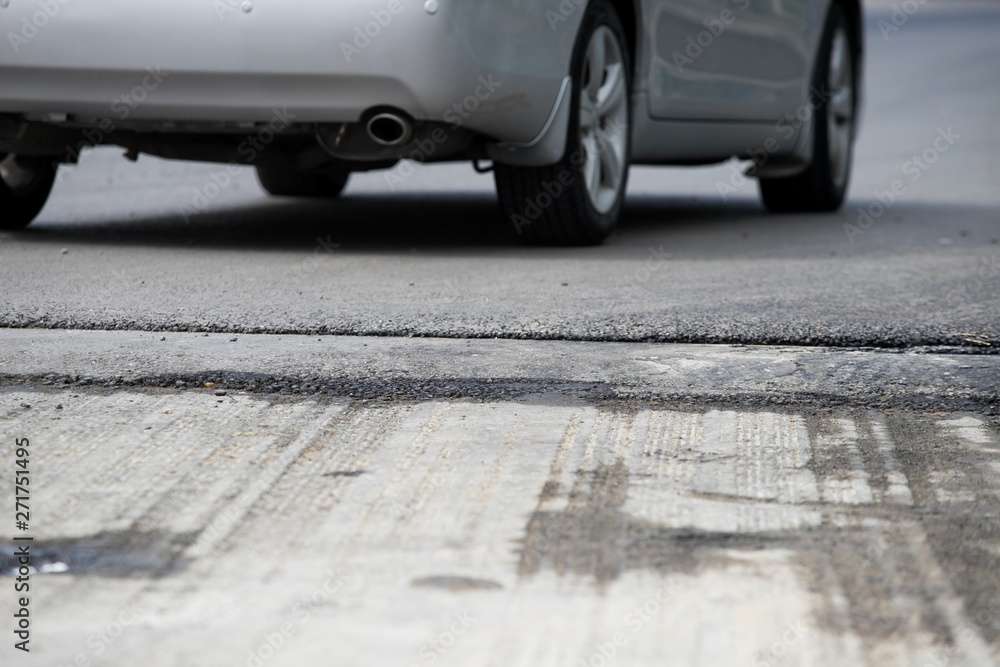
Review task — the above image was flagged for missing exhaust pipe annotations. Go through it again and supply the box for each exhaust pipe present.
[366,111,413,147]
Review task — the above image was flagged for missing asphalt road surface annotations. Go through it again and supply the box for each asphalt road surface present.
[1,3,998,347]
[2,3,1000,667]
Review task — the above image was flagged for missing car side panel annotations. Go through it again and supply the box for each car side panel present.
[641,0,827,122]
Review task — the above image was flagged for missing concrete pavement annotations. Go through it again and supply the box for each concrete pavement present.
[1,331,999,666]
[2,365,999,666]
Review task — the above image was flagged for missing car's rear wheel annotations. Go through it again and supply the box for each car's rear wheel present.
[256,165,350,198]
[494,0,631,245]
[759,3,856,212]
[0,154,57,230]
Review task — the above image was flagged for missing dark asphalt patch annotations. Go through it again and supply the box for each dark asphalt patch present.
[2,373,997,415]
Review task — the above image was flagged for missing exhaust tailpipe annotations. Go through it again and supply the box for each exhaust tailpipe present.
[366,111,413,147]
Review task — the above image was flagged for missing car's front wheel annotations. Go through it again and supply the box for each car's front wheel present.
[0,154,57,230]
[494,0,631,245]
[256,165,350,199]
[759,3,857,212]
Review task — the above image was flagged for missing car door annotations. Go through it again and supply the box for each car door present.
[643,0,816,122]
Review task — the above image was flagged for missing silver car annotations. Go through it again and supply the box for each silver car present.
[0,0,861,244]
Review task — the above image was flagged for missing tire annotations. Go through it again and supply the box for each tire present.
[0,154,57,230]
[759,3,857,212]
[256,165,350,198]
[494,0,631,245]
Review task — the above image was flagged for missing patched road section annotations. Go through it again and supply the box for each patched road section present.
[1,334,999,666]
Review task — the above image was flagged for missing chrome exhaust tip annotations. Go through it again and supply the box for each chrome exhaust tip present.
[366,111,413,147]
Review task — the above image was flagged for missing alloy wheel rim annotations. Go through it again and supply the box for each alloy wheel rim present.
[826,26,854,191]
[579,25,628,215]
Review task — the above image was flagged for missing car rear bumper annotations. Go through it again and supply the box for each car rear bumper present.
[0,0,582,145]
